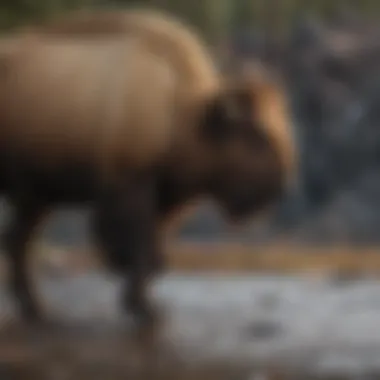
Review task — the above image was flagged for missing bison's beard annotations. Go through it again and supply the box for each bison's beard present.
[215,174,285,224]
[222,191,281,223]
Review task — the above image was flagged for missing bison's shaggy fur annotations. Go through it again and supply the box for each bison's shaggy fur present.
[0,9,297,326]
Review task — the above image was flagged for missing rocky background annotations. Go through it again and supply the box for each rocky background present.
[247,11,380,245]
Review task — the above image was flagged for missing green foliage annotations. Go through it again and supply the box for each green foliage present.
[0,0,93,30]
[1,0,380,39]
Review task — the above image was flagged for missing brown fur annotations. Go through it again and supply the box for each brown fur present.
[19,8,219,94]
[0,9,297,327]
[0,34,177,173]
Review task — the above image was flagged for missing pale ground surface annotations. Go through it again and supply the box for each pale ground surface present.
[0,272,380,378]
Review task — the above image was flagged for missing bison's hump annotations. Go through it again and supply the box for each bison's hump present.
[0,35,176,170]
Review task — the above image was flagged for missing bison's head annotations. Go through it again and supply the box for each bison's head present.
[199,66,297,222]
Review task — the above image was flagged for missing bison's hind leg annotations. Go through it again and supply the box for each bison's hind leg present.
[2,200,47,324]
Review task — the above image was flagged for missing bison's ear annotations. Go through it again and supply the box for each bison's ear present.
[201,89,255,144]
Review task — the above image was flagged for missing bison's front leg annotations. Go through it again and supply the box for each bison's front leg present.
[93,177,159,325]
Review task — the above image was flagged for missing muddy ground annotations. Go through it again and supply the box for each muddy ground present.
[0,271,380,379]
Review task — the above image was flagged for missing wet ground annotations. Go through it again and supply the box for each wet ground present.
[1,272,380,379]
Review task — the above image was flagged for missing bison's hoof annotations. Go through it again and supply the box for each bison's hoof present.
[134,304,158,327]
[18,302,43,325]
[126,299,162,328]
[20,313,59,334]
[28,318,61,334]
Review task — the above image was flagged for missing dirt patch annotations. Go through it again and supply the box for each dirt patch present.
[24,241,380,278]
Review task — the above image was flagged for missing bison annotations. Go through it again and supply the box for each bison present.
[0,8,297,326]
